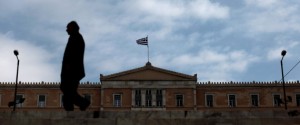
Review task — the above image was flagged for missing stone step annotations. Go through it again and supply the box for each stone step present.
[0,111,299,125]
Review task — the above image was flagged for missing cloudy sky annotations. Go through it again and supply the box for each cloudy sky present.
[1,0,300,82]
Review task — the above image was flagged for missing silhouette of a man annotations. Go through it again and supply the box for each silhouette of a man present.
[60,21,90,111]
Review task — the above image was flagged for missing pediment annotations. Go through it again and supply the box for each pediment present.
[100,62,197,81]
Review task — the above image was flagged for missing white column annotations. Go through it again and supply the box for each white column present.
[100,88,104,111]
[163,89,166,106]
[152,89,156,107]
[132,89,135,107]
[141,89,145,106]
[193,88,197,111]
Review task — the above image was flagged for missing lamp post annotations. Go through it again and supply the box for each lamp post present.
[280,50,287,110]
[13,50,19,111]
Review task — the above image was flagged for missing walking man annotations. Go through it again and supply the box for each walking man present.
[60,21,90,111]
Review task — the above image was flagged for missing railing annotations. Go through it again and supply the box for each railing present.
[197,81,300,86]
[1,80,300,87]
[0,81,101,88]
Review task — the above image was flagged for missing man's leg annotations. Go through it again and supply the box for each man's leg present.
[74,92,90,111]
[72,80,90,111]
[62,94,74,111]
[60,79,75,111]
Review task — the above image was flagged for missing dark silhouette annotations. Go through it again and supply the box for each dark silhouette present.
[60,21,90,111]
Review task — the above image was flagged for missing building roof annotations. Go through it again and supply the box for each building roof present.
[100,62,197,81]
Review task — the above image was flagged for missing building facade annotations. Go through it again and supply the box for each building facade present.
[0,62,300,111]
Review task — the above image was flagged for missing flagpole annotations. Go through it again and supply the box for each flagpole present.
[147,36,149,62]
[136,36,149,63]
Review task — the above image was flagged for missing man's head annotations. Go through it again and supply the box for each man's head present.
[66,21,80,35]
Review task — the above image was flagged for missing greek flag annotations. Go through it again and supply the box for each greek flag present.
[136,37,148,45]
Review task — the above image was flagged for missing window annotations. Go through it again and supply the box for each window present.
[156,89,163,107]
[16,94,24,107]
[296,94,300,107]
[206,94,213,107]
[251,94,259,107]
[145,89,152,107]
[113,94,122,107]
[38,95,46,108]
[228,94,236,107]
[176,94,183,107]
[273,94,281,107]
[84,94,91,102]
[135,89,141,107]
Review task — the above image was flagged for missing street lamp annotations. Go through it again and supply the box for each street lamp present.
[13,50,20,111]
[280,50,287,110]
[8,50,26,111]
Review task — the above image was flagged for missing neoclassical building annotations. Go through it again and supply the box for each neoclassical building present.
[0,62,300,111]
[100,62,197,111]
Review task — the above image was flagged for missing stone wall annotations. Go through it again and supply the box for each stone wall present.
[0,110,299,125]
[1,81,300,111]
[0,82,101,111]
